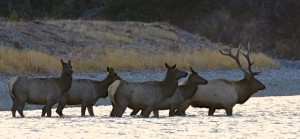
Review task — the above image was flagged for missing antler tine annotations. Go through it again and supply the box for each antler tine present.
[220,44,247,73]
[242,42,255,75]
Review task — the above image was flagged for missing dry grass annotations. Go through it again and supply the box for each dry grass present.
[0,46,61,73]
[0,46,277,73]
[95,47,277,70]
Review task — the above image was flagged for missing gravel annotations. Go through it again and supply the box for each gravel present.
[1,60,299,111]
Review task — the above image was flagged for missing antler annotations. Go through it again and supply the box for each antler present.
[242,42,260,75]
[220,44,248,74]
[221,42,260,76]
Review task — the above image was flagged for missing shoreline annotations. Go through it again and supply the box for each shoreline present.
[0,96,299,138]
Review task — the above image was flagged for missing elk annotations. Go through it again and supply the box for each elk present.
[108,63,188,118]
[46,67,121,117]
[8,59,73,117]
[130,67,208,117]
[176,43,265,116]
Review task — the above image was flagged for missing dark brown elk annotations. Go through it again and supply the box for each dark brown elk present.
[130,67,208,117]
[48,67,121,117]
[176,43,265,116]
[108,63,188,118]
[8,59,73,117]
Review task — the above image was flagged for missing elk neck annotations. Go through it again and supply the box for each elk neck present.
[93,75,117,98]
[59,72,73,93]
[159,71,179,98]
[234,78,257,104]
[178,78,198,99]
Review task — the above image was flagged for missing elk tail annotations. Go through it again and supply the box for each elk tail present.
[7,77,19,100]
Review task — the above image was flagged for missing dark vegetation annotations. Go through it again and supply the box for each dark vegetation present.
[1,0,300,59]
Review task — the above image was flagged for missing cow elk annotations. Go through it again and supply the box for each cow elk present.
[8,59,73,117]
[130,67,208,117]
[49,67,121,117]
[108,63,188,118]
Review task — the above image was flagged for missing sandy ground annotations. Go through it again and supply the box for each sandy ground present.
[0,95,299,139]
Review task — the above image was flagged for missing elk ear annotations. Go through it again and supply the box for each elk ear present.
[67,60,71,65]
[190,67,196,74]
[110,67,115,73]
[171,64,176,69]
[165,63,170,68]
[165,63,176,69]
[61,59,65,65]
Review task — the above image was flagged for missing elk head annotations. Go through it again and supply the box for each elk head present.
[165,63,188,80]
[220,42,265,91]
[61,59,73,76]
[189,67,208,85]
[107,67,121,81]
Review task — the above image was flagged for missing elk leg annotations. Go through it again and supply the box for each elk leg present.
[175,109,186,116]
[130,109,140,116]
[11,100,18,117]
[87,105,94,116]
[81,106,87,116]
[141,106,153,118]
[169,107,176,117]
[225,107,233,116]
[110,101,116,117]
[46,101,56,117]
[114,99,128,117]
[17,101,25,118]
[175,106,189,116]
[56,103,66,117]
[208,108,216,116]
[56,97,67,117]
[175,101,191,116]
[41,106,46,117]
[115,105,127,118]
[153,110,159,118]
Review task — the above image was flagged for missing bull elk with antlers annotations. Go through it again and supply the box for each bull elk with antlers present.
[175,43,265,116]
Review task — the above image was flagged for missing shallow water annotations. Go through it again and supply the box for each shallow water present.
[0,96,299,138]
